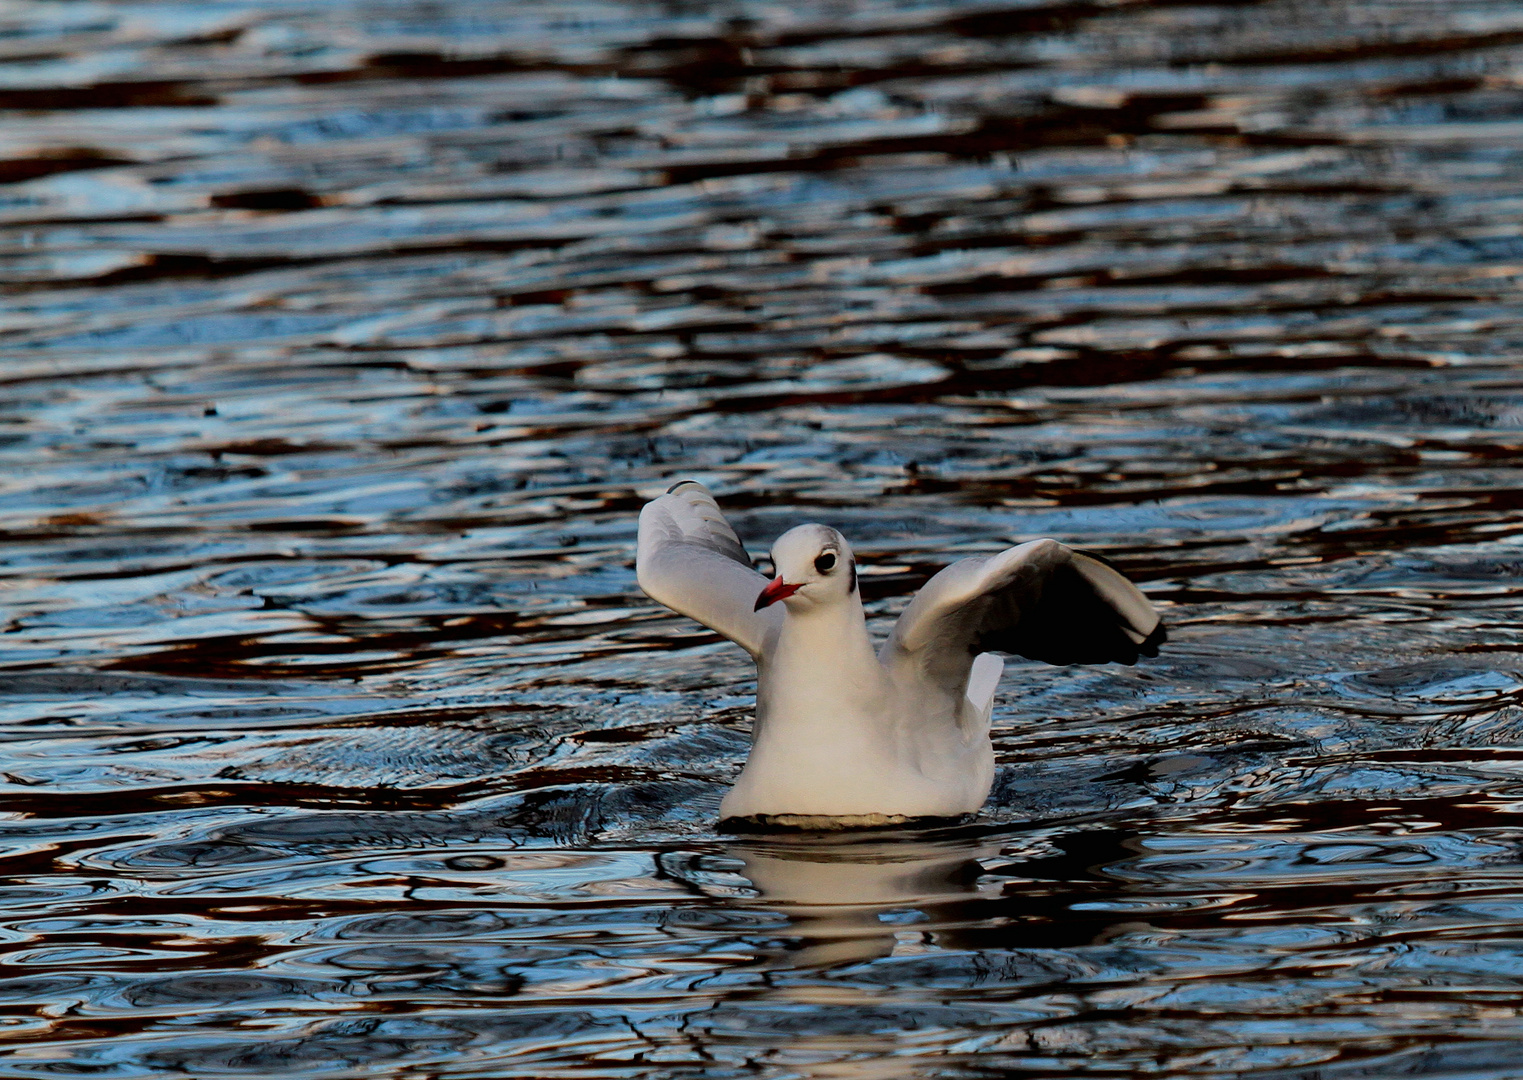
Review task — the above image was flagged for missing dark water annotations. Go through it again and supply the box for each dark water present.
[6,0,1523,1075]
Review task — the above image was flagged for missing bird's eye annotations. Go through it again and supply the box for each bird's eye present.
[814,552,837,574]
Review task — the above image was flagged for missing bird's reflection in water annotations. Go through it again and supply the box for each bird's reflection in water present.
[724,830,1001,968]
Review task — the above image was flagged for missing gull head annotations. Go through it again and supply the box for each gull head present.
[754,524,856,611]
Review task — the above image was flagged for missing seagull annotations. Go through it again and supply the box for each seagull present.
[637,481,1165,829]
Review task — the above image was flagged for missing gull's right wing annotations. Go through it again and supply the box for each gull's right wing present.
[636,481,781,658]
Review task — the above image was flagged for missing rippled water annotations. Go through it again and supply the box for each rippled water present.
[7,0,1523,1075]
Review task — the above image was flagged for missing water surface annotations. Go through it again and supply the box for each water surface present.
[6,1,1523,1076]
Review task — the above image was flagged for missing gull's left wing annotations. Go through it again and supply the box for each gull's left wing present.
[636,481,781,658]
[880,538,1165,700]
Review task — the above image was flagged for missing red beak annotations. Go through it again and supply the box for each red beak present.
[754,576,801,610]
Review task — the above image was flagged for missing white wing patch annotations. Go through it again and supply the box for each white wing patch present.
[965,651,1004,722]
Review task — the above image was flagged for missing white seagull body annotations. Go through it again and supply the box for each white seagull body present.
[637,482,1164,828]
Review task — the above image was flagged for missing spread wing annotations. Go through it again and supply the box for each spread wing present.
[636,481,781,658]
[881,538,1164,697]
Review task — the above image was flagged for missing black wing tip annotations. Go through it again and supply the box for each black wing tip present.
[666,479,703,495]
[1109,619,1167,666]
[963,549,1170,667]
[980,617,1167,667]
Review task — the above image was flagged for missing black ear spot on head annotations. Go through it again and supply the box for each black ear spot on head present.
[848,559,857,594]
[814,552,837,574]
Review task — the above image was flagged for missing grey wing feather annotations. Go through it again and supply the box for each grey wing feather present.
[636,481,780,658]
[883,538,1164,697]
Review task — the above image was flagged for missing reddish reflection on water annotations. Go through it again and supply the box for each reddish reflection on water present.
[7,1,1523,1076]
